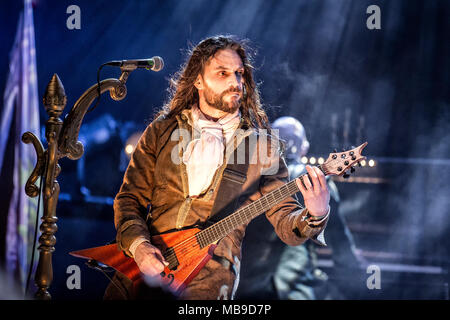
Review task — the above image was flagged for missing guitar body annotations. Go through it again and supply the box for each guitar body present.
[70,227,217,296]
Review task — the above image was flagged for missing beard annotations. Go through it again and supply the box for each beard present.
[203,82,242,114]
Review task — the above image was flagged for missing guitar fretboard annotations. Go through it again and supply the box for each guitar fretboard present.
[195,165,325,248]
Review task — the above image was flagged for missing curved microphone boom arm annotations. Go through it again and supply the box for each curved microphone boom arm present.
[59,76,128,160]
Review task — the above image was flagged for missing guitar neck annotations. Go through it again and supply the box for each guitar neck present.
[195,165,325,248]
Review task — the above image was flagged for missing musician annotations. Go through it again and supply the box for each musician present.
[104,35,331,300]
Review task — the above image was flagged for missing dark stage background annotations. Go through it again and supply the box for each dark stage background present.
[0,0,449,300]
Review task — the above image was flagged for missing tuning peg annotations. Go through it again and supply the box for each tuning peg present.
[350,167,355,173]
[357,162,362,167]
[343,173,350,179]
[333,149,338,153]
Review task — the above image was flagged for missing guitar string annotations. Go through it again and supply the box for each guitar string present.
[163,187,301,266]
[169,184,293,250]
[157,153,361,267]
[162,185,295,266]
[164,151,362,257]
[161,159,364,266]
[162,165,336,266]
[172,178,302,250]
[161,176,313,266]
[162,173,329,266]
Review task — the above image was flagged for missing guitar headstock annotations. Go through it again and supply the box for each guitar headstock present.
[321,142,368,177]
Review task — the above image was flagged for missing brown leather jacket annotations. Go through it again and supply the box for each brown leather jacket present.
[113,108,328,266]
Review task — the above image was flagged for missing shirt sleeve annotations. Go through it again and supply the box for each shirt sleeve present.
[293,206,329,246]
[129,237,151,258]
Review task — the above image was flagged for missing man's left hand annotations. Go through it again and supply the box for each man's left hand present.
[296,165,330,217]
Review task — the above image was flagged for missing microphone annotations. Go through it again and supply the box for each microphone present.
[106,56,164,71]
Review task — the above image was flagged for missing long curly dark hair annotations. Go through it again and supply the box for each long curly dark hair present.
[157,35,269,129]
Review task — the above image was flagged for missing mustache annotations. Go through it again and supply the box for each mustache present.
[221,87,242,95]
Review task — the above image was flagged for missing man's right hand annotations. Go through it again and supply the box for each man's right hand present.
[134,241,169,277]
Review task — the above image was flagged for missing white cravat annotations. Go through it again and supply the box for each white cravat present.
[182,106,240,196]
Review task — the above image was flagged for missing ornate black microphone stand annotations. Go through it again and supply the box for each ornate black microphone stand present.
[22,65,135,299]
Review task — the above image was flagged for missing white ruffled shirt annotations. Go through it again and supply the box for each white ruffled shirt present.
[183,105,241,196]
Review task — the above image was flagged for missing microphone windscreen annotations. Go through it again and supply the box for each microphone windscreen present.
[152,56,164,72]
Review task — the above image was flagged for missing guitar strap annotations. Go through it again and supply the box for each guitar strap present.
[206,134,255,226]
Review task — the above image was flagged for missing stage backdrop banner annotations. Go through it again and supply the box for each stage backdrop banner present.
[0,0,41,291]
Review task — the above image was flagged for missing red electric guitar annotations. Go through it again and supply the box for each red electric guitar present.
[70,142,368,296]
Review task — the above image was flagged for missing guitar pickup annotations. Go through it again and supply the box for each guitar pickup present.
[163,247,179,270]
[223,168,247,185]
